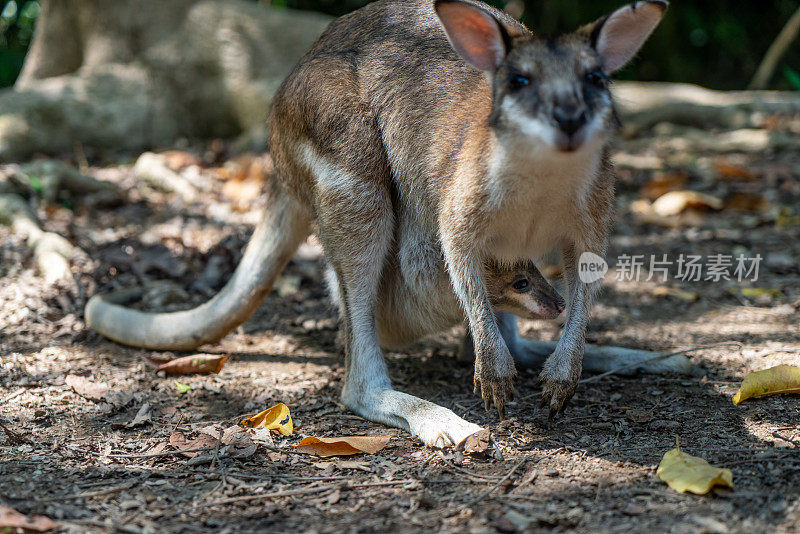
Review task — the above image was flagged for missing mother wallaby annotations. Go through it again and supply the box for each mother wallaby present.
[88,0,670,447]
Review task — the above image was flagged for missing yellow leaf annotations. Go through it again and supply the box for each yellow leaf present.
[657,438,733,494]
[732,365,800,405]
[293,435,391,457]
[174,380,191,394]
[737,287,782,299]
[240,403,293,435]
[653,286,700,302]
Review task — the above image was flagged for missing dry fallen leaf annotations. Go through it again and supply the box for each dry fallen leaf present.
[0,505,58,532]
[162,150,203,171]
[65,374,132,407]
[732,365,800,405]
[651,190,724,217]
[293,435,391,457]
[112,403,152,429]
[217,154,273,210]
[240,403,293,436]
[338,460,371,471]
[725,193,770,212]
[630,199,707,228]
[457,429,491,455]
[625,408,655,423]
[200,425,257,459]
[222,177,263,205]
[169,431,220,458]
[639,172,688,201]
[247,427,276,447]
[715,161,755,181]
[157,354,228,375]
[657,438,733,494]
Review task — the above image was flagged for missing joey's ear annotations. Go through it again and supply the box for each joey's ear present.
[587,1,667,73]
[435,0,510,72]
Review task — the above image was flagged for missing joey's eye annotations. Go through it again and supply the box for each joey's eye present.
[508,74,530,90]
[511,277,529,292]
[585,69,607,87]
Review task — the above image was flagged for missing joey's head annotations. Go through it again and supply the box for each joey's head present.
[435,0,667,153]
[486,260,565,320]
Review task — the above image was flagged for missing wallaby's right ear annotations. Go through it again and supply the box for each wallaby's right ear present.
[435,0,510,72]
[586,1,668,73]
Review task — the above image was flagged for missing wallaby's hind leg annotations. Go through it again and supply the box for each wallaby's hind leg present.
[460,312,698,376]
[313,160,481,447]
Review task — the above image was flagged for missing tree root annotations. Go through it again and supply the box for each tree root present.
[623,126,799,155]
[614,82,800,135]
[1,160,123,206]
[133,152,198,203]
[0,194,82,283]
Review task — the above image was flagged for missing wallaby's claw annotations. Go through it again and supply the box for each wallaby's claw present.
[474,372,515,419]
[537,376,576,420]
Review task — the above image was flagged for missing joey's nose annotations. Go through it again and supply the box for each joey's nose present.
[553,107,587,136]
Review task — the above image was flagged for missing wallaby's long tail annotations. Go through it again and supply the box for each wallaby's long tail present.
[85,186,311,350]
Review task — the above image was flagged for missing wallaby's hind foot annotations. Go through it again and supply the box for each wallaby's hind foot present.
[342,387,482,448]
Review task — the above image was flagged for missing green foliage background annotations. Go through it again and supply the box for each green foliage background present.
[0,0,38,87]
[1,0,799,90]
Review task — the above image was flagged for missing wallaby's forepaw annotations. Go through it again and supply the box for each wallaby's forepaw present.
[537,354,581,419]
[537,377,577,419]
[473,367,516,419]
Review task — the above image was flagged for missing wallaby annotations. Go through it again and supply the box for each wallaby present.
[87,0,686,447]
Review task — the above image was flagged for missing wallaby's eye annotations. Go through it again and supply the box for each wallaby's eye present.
[585,69,607,87]
[511,277,530,292]
[508,74,530,90]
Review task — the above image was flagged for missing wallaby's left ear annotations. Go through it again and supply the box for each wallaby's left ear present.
[586,1,668,73]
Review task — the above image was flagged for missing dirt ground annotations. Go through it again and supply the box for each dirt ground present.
[1,125,800,533]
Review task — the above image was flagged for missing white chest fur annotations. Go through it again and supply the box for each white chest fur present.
[482,134,602,262]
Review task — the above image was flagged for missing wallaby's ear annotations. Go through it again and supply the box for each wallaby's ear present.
[587,1,667,73]
[435,0,510,72]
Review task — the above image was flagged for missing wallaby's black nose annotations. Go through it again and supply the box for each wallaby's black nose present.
[553,108,587,136]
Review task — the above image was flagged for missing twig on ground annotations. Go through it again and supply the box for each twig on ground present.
[0,421,32,445]
[205,479,418,506]
[74,446,216,459]
[261,443,311,456]
[438,453,503,481]
[456,459,525,512]
[40,481,135,502]
[209,435,223,471]
[772,432,800,448]
[1,389,26,404]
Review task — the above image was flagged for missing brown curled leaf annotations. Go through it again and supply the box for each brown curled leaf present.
[293,435,391,457]
[157,353,229,375]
